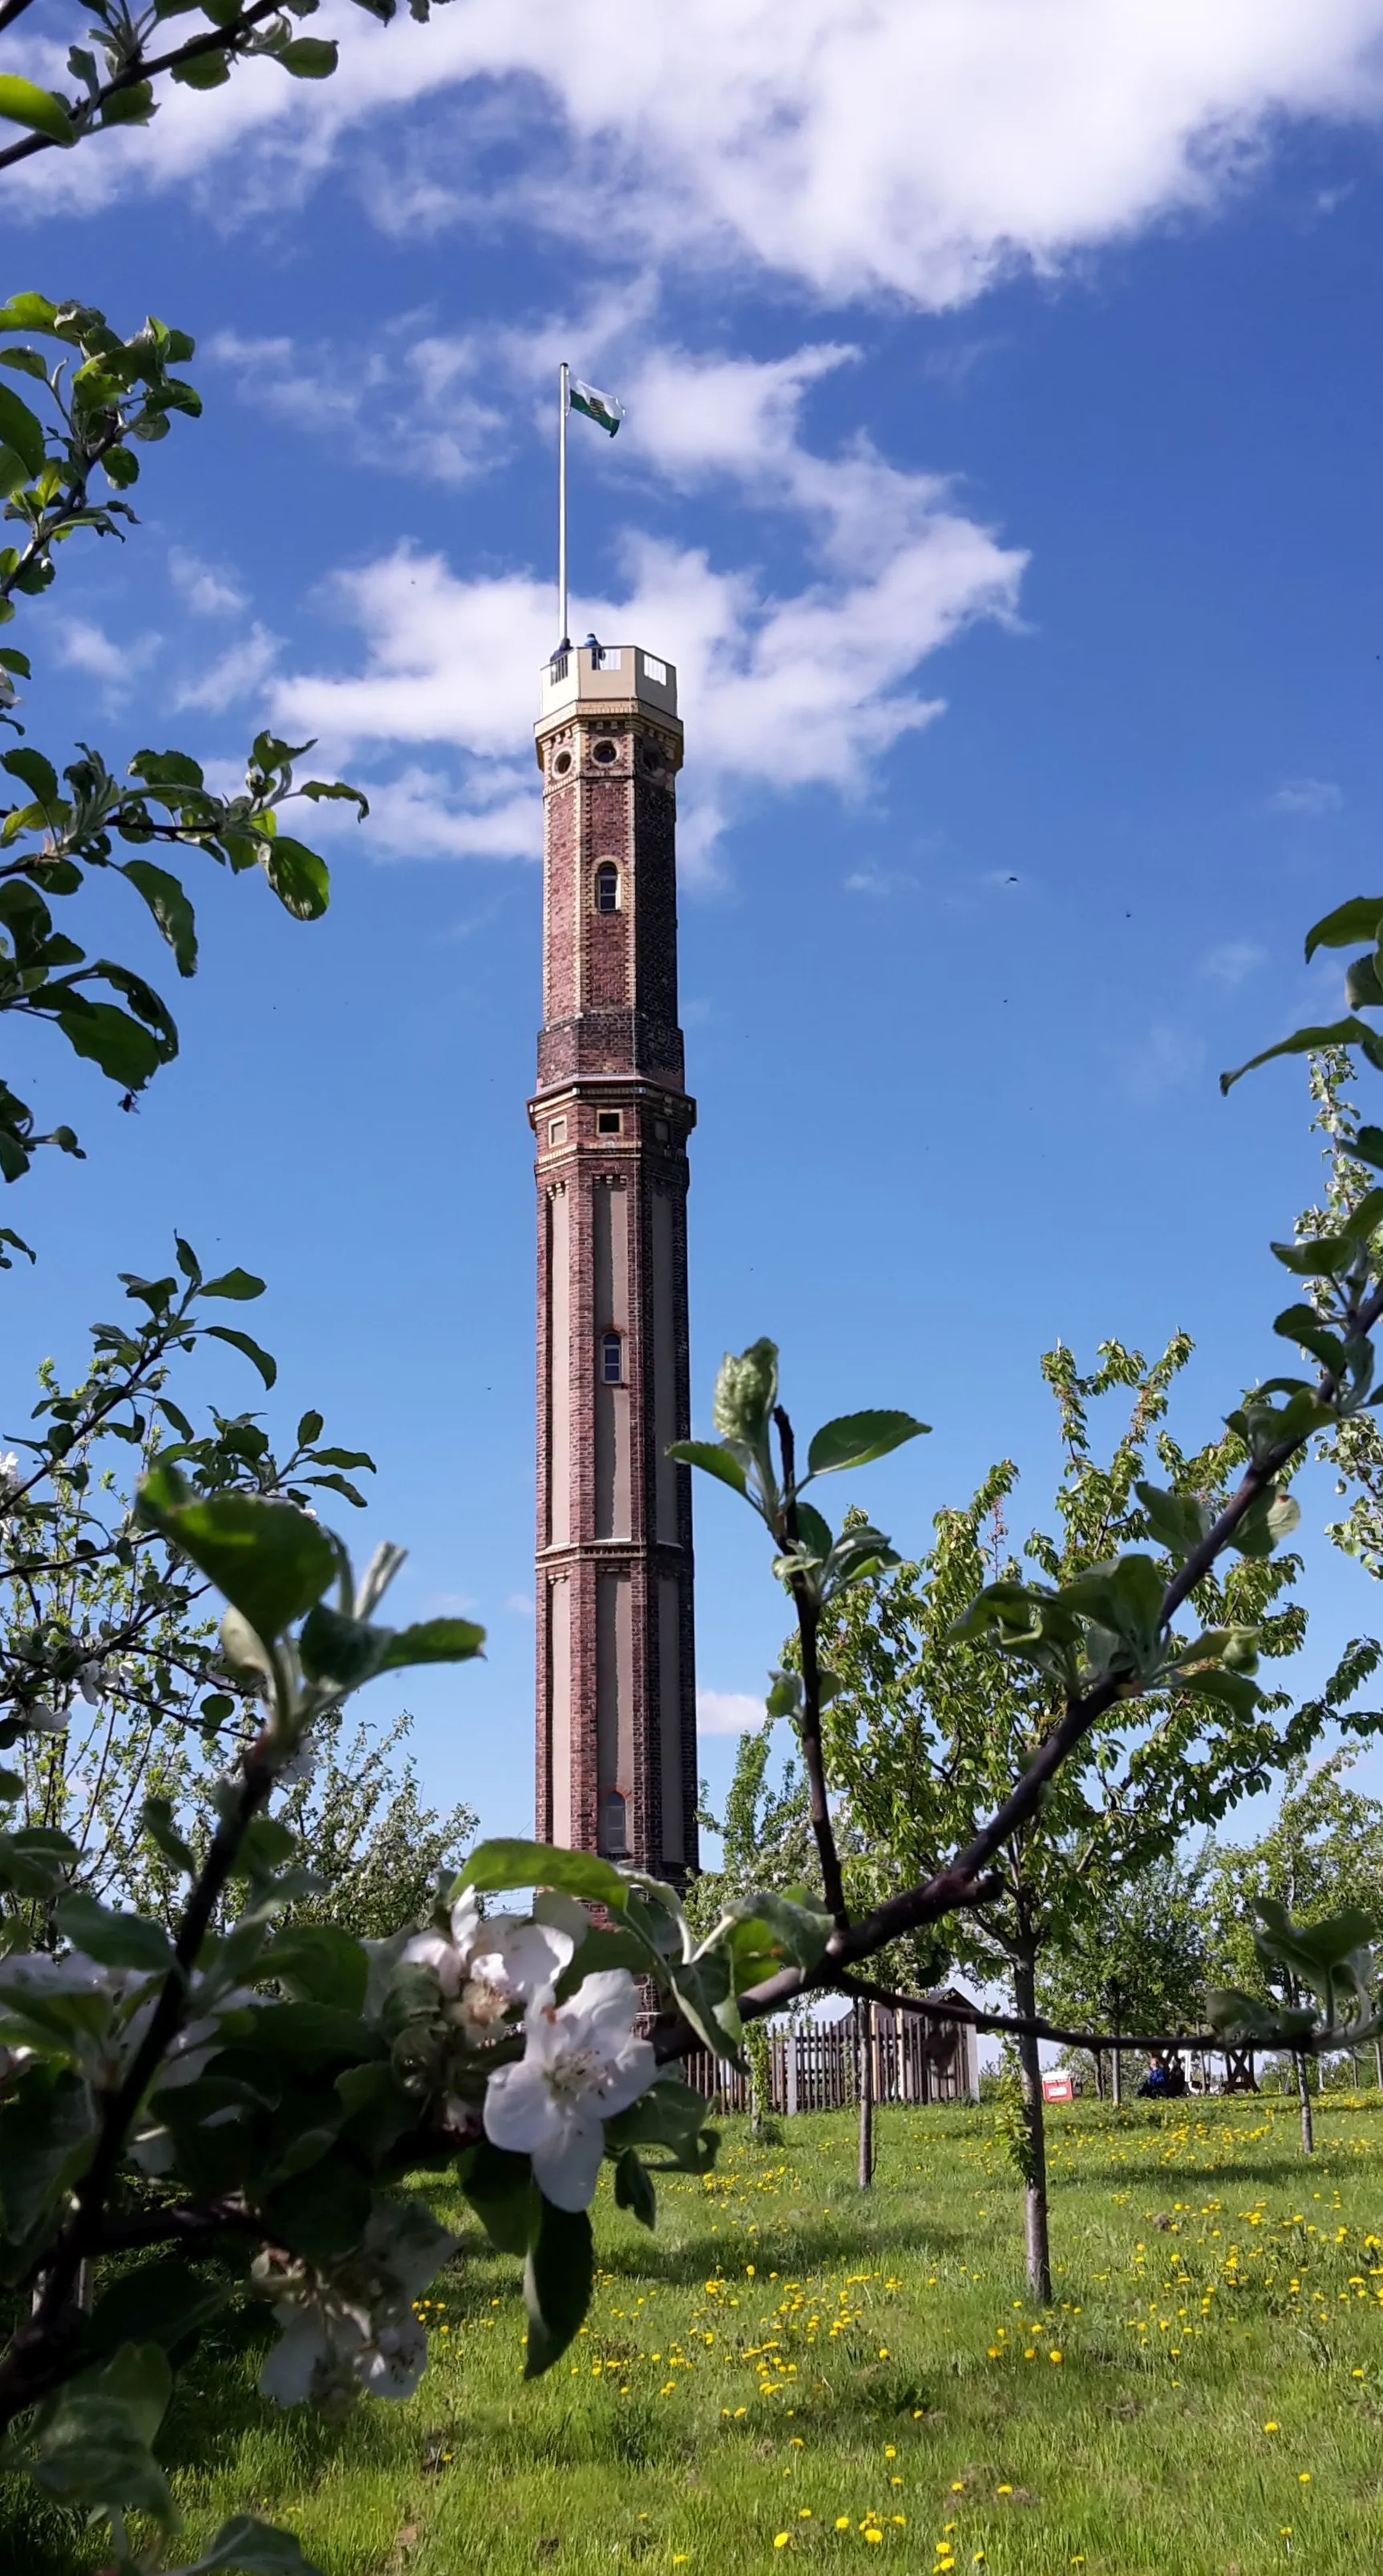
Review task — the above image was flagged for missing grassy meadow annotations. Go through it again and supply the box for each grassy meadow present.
[9,2093,1383,2576]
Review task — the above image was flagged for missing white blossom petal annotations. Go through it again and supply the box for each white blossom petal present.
[259,2310,330,2406]
[483,2055,557,2157]
[532,2107,606,2213]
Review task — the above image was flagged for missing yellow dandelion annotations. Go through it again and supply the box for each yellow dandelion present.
[1299,2473,1312,2484]
[774,2537,790,2550]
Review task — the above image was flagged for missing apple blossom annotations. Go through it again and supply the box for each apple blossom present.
[482,1968,657,2212]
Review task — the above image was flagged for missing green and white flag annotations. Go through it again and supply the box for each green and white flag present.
[568,378,624,437]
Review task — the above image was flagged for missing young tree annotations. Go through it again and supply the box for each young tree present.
[1035,1846,1210,2101]
[811,1333,1339,2299]
[1206,1750,1383,2145]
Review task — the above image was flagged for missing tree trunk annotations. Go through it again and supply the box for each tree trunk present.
[1294,2050,1315,2156]
[1013,1952,1053,2305]
[1093,2050,1105,2102]
[1373,2032,1382,2093]
[1110,1982,1122,2108]
[857,2005,875,2189]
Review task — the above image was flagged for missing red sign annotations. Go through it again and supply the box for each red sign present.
[1041,2073,1075,2102]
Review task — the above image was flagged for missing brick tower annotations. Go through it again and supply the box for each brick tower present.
[529,640,699,1886]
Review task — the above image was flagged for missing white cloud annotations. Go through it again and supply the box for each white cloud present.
[175,621,282,714]
[1267,776,1344,815]
[505,1591,536,1616]
[697,1688,766,1736]
[169,548,249,617]
[14,2,1383,312]
[268,342,1025,867]
[55,620,160,702]
[1124,1019,1206,1102]
[844,863,916,897]
[205,321,508,484]
[1199,939,1265,987]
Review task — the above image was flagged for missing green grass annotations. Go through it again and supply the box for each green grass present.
[7,2093,1383,2576]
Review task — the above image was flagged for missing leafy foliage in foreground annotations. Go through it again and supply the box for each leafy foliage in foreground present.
[0,291,366,1193]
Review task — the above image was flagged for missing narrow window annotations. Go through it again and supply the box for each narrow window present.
[548,1116,567,1147]
[601,1789,629,1855]
[595,861,619,912]
[597,1109,621,1136]
[601,1331,622,1385]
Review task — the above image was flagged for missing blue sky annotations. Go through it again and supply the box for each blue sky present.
[8,2,1383,1862]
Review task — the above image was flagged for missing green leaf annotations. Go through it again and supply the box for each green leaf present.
[1347,952,1383,1009]
[462,2138,538,2255]
[1353,1124,1383,1172]
[0,347,47,382]
[1304,896,1383,961]
[121,859,198,974]
[1229,1486,1301,1559]
[1221,1017,1383,1094]
[136,1469,336,1642]
[0,384,47,483]
[0,296,57,334]
[87,2255,231,2360]
[99,79,154,126]
[297,1605,385,1688]
[457,1838,628,1909]
[131,746,205,790]
[1172,1665,1262,1720]
[259,1923,367,2012]
[805,1409,929,1477]
[1134,1480,1209,1558]
[3,745,58,804]
[0,2066,95,2241]
[55,1001,165,1091]
[203,1325,277,1389]
[201,1268,267,1300]
[171,47,232,86]
[1270,1232,1359,1277]
[297,1409,325,1446]
[613,2146,657,2229]
[378,1614,486,1671]
[666,1439,747,1496]
[275,35,338,72]
[0,78,75,148]
[7,2344,174,2525]
[140,1794,196,1877]
[162,2515,325,2575]
[259,834,330,921]
[524,2198,593,2377]
[101,442,140,485]
[52,1891,173,1972]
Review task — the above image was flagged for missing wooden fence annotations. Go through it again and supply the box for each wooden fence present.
[681,1995,981,2115]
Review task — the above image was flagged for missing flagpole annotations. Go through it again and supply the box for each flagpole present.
[558,359,569,649]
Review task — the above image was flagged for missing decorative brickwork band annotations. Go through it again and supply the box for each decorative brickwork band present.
[529,643,698,1887]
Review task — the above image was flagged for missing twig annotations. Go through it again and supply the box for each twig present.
[772,1405,847,1928]
[0,0,304,175]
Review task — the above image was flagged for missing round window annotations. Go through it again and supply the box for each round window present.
[552,749,572,776]
[592,738,618,765]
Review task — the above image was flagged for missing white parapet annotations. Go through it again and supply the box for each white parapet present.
[538,641,679,725]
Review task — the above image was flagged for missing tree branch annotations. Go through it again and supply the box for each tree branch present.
[0,0,301,176]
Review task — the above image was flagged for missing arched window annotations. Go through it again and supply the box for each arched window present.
[601,1789,629,1855]
[601,1331,623,1385]
[595,862,619,913]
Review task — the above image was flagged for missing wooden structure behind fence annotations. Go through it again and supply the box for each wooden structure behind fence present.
[681,1993,981,2115]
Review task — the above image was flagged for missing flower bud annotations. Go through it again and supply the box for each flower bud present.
[712,1339,778,1443]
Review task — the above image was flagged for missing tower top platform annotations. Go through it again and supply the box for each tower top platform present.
[537,641,679,734]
